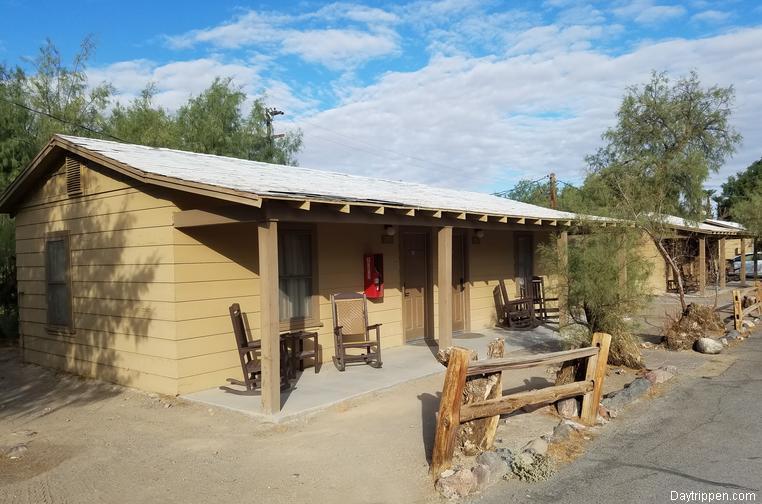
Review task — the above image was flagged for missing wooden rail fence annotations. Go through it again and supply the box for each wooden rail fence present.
[733,283,762,331]
[431,332,612,475]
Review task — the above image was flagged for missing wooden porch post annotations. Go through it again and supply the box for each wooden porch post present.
[557,230,570,327]
[258,220,280,414]
[437,226,453,349]
[698,236,706,296]
[719,238,726,288]
[740,238,747,287]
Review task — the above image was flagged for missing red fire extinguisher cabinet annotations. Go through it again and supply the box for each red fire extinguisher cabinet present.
[364,253,384,299]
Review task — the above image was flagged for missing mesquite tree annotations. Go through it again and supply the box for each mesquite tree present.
[584,71,741,312]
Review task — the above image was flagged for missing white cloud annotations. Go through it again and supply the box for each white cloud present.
[292,27,762,193]
[612,0,686,24]
[691,10,732,23]
[88,57,315,115]
[165,6,400,70]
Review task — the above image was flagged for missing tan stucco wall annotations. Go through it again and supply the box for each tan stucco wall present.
[16,160,181,394]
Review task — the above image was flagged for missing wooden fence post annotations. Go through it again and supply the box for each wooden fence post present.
[733,289,742,331]
[580,332,611,425]
[431,347,470,477]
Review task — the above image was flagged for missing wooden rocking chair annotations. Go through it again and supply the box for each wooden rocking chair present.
[528,276,559,321]
[330,292,382,371]
[226,303,290,391]
[496,279,536,328]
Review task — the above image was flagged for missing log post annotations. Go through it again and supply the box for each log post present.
[557,230,570,326]
[719,238,726,288]
[740,238,747,287]
[698,236,706,296]
[431,346,470,476]
[733,289,742,331]
[456,338,504,455]
[437,226,453,349]
[258,220,281,414]
[580,332,611,425]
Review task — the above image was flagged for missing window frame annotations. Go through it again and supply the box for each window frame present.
[44,230,74,333]
[277,224,321,331]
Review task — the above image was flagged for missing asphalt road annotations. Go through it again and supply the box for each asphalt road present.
[480,336,762,504]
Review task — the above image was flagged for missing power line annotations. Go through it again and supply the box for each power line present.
[0,96,126,143]
[492,174,549,197]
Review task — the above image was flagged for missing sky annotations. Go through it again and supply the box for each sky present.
[2,0,761,195]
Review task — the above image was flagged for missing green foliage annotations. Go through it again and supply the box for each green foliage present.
[504,179,551,207]
[584,71,741,224]
[106,85,177,148]
[716,157,762,219]
[730,186,762,238]
[540,226,651,368]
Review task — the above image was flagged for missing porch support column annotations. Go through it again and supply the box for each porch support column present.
[698,236,706,296]
[557,230,570,327]
[258,220,280,414]
[740,238,747,287]
[719,238,726,288]
[437,226,453,349]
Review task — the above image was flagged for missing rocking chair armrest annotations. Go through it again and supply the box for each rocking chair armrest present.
[367,323,382,330]
[505,298,532,307]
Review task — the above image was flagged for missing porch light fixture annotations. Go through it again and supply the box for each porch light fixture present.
[475,229,485,239]
[382,225,396,244]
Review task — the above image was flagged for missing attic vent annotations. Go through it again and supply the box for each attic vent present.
[65,157,83,197]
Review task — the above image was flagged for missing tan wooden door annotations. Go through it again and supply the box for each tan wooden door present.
[452,233,466,332]
[402,233,427,341]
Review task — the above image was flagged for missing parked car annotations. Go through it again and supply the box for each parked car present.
[732,253,762,278]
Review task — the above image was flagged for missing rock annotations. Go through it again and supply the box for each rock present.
[440,469,455,478]
[726,330,742,340]
[694,337,724,354]
[515,451,535,467]
[663,365,678,375]
[644,368,675,385]
[476,451,510,483]
[523,437,548,456]
[601,377,652,414]
[598,403,610,418]
[556,397,579,418]
[471,464,491,491]
[550,421,574,442]
[435,468,477,499]
[742,320,755,329]
[495,447,513,465]
[720,338,729,346]
[563,419,587,431]
[5,443,28,460]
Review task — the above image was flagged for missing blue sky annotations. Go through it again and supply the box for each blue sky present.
[2,0,762,194]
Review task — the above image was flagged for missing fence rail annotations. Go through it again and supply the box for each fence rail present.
[733,283,762,331]
[430,332,611,475]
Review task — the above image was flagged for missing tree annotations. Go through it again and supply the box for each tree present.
[583,71,741,312]
[715,157,762,219]
[540,226,651,368]
[106,85,178,148]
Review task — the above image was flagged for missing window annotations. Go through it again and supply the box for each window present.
[278,227,318,328]
[46,233,72,329]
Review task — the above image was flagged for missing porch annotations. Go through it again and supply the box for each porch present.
[182,325,563,423]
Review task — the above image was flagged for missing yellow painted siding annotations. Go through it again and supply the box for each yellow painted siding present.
[172,222,404,394]
[639,233,667,294]
[15,160,180,394]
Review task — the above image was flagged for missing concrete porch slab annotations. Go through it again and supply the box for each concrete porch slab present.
[182,325,563,423]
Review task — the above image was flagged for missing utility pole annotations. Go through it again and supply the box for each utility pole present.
[265,107,284,151]
[549,172,558,209]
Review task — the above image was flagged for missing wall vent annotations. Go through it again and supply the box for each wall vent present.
[65,157,83,197]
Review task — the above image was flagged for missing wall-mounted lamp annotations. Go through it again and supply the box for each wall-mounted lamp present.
[382,225,396,243]
[475,229,485,239]
[472,228,484,245]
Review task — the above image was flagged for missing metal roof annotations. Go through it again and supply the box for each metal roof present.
[57,135,577,222]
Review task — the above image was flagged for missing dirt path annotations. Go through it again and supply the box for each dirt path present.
[0,347,443,504]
